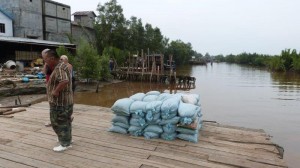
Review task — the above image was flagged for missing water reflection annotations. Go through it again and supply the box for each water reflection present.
[74,81,195,107]
[271,72,300,93]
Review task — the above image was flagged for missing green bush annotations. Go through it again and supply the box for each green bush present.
[268,56,285,72]
[292,54,300,72]
[76,39,101,82]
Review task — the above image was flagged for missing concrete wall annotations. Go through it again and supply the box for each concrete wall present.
[0,12,13,36]
[44,1,70,20]
[71,24,96,45]
[0,0,71,42]
[74,13,94,28]
[44,0,71,42]
[0,0,43,39]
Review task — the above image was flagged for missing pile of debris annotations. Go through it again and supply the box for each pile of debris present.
[0,103,31,118]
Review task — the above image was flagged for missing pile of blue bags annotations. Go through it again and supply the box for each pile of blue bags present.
[109,91,202,143]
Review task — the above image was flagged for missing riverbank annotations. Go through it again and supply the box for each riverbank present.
[0,79,122,107]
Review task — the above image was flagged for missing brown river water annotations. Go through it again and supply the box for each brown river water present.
[74,63,300,167]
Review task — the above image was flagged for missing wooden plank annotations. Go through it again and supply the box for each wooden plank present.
[200,130,272,145]
[187,140,280,159]
[0,102,287,168]
[209,154,287,168]
[195,136,279,154]
[0,157,34,168]
[0,147,65,168]
[12,136,180,168]
[18,129,232,168]
[202,123,268,137]
[195,138,285,166]
[0,108,12,114]
[3,108,26,115]
[0,115,14,118]
[0,138,12,145]
[0,143,120,168]
[148,155,205,168]
[140,165,159,168]
[204,122,266,133]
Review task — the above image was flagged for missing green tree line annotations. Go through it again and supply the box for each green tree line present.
[93,0,197,66]
[58,0,199,83]
[214,49,300,72]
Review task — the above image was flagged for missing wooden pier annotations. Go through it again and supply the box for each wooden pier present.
[111,53,197,85]
[0,102,287,168]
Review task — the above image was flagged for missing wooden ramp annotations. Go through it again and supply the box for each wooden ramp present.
[0,102,287,168]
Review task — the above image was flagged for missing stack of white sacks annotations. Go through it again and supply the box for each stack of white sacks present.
[109,91,202,143]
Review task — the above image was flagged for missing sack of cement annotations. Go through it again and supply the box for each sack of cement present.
[130,92,146,101]
[111,98,134,116]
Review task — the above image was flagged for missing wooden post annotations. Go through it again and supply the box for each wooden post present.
[142,49,144,80]
[157,65,160,82]
[126,52,130,79]
[170,55,173,83]
[161,54,164,74]
[147,48,150,72]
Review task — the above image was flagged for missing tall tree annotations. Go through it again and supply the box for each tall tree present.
[166,40,193,65]
[127,16,145,51]
[144,23,164,53]
[95,0,127,54]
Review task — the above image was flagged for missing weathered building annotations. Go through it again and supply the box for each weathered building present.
[44,0,71,43]
[0,0,75,66]
[0,7,13,36]
[0,0,100,67]
[0,0,44,39]
[71,11,96,45]
[0,0,71,43]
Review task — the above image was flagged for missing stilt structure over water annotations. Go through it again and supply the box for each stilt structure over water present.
[112,51,195,87]
[0,102,287,168]
[116,52,168,82]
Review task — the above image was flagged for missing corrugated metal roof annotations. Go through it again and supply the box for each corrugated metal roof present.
[0,36,76,48]
[72,11,96,17]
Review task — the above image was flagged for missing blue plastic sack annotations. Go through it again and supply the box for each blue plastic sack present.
[111,98,134,116]
[144,132,160,139]
[22,77,29,83]
[178,102,200,118]
[162,123,177,133]
[130,92,146,101]
[145,101,162,114]
[144,125,163,134]
[130,101,148,114]
[146,90,160,95]
[143,95,158,102]
[108,126,128,134]
[111,115,129,125]
[161,97,180,116]
[161,132,177,141]
[157,93,173,101]
[177,133,199,143]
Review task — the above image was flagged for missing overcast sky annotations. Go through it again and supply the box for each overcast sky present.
[58,0,300,56]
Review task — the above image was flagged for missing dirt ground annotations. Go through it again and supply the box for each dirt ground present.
[0,79,122,107]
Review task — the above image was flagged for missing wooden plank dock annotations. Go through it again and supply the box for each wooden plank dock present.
[0,102,287,168]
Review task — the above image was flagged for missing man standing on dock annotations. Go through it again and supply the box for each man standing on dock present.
[42,49,73,152]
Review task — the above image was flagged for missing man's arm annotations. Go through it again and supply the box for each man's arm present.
[52,80,69,97]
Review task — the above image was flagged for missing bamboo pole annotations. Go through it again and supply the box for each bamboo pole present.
[3,108,26,115]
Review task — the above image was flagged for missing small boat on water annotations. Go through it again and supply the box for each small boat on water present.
[189,58,207,65]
